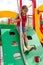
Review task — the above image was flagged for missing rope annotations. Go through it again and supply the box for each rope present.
[17,0,28,65]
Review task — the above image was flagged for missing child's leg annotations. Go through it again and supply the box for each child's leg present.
[22,34,28,52]
[22,26,28,46]
[22,26,36,51]
[16,26,24,47]
[16,26,20,33]
[23,32,28,46]
[23,32,36,51]
[16,26,28,51]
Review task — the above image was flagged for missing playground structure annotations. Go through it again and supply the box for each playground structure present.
[0,0,43,65]
[19,0,43,44]
[35,5,43,44]
[0,0,43,44]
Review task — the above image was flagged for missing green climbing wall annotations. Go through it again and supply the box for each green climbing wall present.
[1,24,43,65]
[25,29,43,65]
[1,25,25,65]
[0,24,16,45]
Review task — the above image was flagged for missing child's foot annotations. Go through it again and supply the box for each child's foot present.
[26,45,32,51]
[30,46,36,51]
[26,45,36,51]
[32,45,36,50]
[24,45,28,52]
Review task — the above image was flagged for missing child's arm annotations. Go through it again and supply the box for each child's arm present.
[14,14,21,22]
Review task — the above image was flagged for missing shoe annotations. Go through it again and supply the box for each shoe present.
[26,45,36,51]
[26,45,32,51]
[24,45,28,52]
[31,45,36,50]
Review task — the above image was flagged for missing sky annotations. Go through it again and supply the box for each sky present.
[0,0,43,13]
[0,0,43,21]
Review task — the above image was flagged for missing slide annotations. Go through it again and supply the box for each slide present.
[1,24,43,65]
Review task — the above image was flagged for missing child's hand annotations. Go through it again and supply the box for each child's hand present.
[14,18,22,22]
[11,21,14,24]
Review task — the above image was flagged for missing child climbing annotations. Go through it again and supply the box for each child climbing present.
[14,5,36,52]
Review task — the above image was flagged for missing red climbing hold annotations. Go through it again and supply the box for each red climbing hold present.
[34,56,40,63]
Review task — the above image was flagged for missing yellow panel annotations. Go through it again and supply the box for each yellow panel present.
[0,11,17,18]
[35,5,43,43]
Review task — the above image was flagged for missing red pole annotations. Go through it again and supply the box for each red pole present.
[31,0,36,29]
[20,0,22,10]
[8,18,10,24]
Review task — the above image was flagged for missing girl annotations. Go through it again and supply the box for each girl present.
[14,5,36,52]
